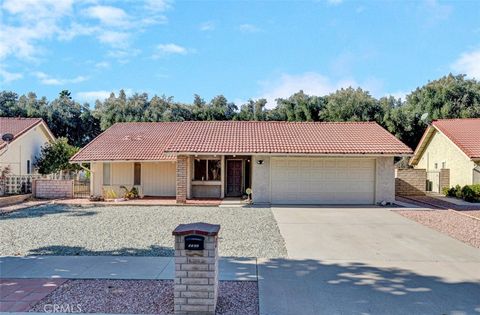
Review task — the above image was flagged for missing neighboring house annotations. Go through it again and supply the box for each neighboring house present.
[410,118,480,190]
[70,121,412,205]
[0,117,55,175]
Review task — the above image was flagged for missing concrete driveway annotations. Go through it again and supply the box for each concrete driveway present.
[259,206,480,315]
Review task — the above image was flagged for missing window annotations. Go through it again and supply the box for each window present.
[134,163,141,185]
[26,160,31,174]
[434,163,438,169]
[194,159,221,181]
[442,162,446,169]
[103,163,111,185]
[208,160,221,181]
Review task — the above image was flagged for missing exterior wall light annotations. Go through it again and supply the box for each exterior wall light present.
[256,160,264,165]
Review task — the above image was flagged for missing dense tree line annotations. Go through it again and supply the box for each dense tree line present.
[1,74,480,150]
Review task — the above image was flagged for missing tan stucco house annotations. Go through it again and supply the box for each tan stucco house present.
[0,117,55,175]
[410,118,480,190]
[70,121,412,205]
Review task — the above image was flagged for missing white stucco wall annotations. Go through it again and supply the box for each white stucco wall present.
[142,162,176,196]
[252,155,271,203]
[251,156,395,204]
[0,124,53,175]
[90,161,176,197]
[415,130,475,186]
[90,162,103,196]
[375,156,395,203]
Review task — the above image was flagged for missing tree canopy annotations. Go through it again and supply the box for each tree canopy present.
[2,74,480,152]
[34,138,81,175]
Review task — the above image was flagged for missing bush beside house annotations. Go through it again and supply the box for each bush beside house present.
[443,184,480,202]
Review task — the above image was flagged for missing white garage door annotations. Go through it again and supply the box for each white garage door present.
[142,162,176,196]
[271,158,375,204]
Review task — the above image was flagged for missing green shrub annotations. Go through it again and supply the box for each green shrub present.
[461,185,476,202]
[442,186,450,196]
[443,186,456,197]
[120,186,139,199]
[471,184,480,197]
[103,188,117,199]
[454,184,463,198]
[444,184,480,202]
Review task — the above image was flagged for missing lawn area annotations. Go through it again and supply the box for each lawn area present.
[0,205,287,258]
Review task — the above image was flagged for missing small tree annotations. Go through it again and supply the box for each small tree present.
[35,138,81,176]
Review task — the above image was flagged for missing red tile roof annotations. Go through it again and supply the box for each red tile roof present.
[0,117,44,149]
[70,122,183,162]
[432,118,480,159]
[71,121,412,162]
[166,121,412,155]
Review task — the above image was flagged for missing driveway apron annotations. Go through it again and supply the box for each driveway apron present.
[258,206,480,315]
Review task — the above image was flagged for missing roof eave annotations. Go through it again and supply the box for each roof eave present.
[70,158,176,164]
[164,151,413,157]
[409,125,435,166]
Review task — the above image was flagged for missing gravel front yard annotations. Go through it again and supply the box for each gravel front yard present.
[31,280,258,314]
[395,209,480,248]
[0,205,287,258]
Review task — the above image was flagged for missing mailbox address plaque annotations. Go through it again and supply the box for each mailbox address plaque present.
[184,235,205,250]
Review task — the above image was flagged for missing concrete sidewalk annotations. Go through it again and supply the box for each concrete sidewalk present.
[0,256,257,281]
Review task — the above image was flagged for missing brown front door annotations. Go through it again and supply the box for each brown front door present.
[226,160,243,197]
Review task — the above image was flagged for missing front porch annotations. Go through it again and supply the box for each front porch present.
[89,157,252,203]
[177,155,252,203]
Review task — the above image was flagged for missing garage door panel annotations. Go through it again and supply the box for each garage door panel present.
[271,158,375,204]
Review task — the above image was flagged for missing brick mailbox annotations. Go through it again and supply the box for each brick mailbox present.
[172,222,220,314]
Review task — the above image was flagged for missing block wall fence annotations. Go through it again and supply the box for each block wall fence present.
[33,179,74,199]
[395,168,426,196]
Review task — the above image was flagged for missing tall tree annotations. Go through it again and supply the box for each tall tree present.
[393,74,480,149]
[238,99,267,121]
[272,91,324,121]
[322,87,383,122]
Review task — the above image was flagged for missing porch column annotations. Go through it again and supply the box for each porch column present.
[176,155,188,204]
[220,155,225,198]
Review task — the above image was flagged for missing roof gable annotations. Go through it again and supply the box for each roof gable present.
[433,119,480,159]
[0,117,52,149]
[410,118,480,165]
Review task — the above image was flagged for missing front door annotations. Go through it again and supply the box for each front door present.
[226,160,243,197]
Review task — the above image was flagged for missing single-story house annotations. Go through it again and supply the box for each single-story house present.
[410,118,480,190]
[0,117,55,175]
[70,121,412,205]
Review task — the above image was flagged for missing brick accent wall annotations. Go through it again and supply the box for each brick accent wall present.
[395,168,426,196]
[33,179,73,199]
[176,155,188,204]
[439,169,450,191]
